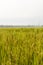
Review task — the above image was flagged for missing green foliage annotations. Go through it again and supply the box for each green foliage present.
[0,28,43,65]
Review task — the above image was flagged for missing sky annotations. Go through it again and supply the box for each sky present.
[0,0,43,25]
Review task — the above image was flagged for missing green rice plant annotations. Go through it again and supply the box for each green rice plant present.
[0,28,43,65]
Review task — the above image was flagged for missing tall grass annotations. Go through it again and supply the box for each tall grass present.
[0,28,43,65]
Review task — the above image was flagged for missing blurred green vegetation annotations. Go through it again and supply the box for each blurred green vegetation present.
[0,28,43,65]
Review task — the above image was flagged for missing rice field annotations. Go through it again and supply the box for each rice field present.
[0,28,43,65]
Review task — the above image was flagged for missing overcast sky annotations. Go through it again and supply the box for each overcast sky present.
[0,0,43,25]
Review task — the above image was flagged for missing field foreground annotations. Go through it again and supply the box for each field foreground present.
[0,28,43,65]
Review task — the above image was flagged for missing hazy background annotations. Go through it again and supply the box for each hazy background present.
[0,0,43,25]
